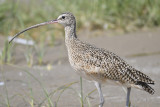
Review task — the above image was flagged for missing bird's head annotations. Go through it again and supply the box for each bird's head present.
[9,12,76,43]
[57,12,76,27]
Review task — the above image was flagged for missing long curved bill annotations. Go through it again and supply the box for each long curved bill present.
[9,19,58,43]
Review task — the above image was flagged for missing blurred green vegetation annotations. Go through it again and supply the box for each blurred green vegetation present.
[0,0,160,39]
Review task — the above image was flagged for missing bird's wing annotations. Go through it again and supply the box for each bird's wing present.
[80,46,154,84]
[72,41,154,94]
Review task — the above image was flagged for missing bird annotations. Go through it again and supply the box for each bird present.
[9,12,155,107]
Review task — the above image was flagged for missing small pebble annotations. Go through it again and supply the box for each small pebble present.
[0,82,4,86]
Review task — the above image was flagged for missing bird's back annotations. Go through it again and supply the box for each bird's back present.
[66,37,154,94]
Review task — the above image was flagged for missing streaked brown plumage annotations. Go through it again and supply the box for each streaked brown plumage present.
[9,12,155,107]
[66,35,154,94]
[62,12,154,107]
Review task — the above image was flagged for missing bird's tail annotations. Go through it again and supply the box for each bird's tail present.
[137,81,155,95]
[133,69,154,84]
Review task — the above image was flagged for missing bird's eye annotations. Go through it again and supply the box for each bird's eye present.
[62,16,65,19]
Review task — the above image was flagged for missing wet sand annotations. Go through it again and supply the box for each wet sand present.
[0,28,160,107]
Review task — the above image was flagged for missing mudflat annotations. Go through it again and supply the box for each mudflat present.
[0,28,160,107]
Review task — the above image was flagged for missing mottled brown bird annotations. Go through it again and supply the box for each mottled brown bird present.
[10,12,155,107]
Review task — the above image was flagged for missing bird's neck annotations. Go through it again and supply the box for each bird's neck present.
[64,24,77,42]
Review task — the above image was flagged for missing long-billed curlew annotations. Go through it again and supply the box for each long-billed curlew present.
[10,12,155,107]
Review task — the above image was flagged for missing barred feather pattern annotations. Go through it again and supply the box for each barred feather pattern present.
[65,37,155,94]
[136,81,155,94]
[63,12,154,95]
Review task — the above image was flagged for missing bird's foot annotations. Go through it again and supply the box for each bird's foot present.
[99,103,103,107]
[98,100,104,107]
[126,101,131,107]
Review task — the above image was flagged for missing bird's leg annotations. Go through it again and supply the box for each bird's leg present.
[126,87,131,107]
[95,82,104,107]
